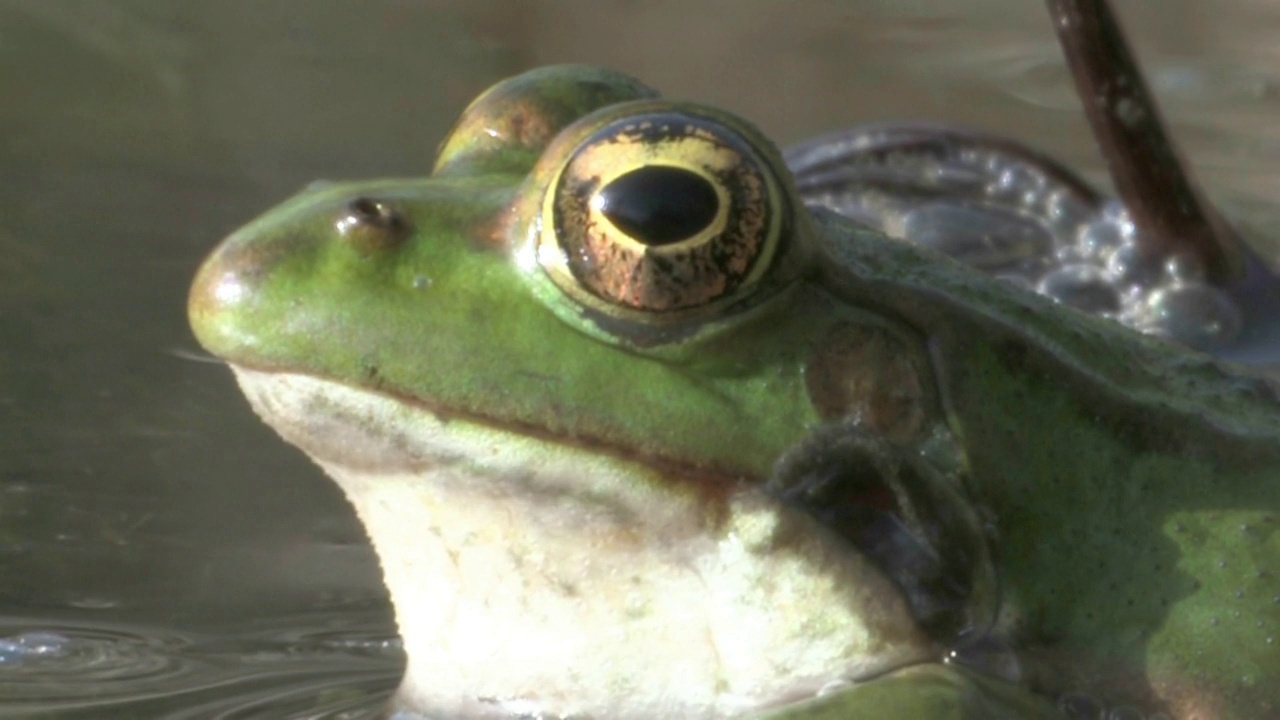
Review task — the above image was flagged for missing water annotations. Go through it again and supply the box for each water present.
[3,0,1279,716]
[0,612,397,718]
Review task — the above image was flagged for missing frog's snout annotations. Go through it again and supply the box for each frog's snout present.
[187,221,302,360]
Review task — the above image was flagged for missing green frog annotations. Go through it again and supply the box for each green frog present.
[189,66,1280,719]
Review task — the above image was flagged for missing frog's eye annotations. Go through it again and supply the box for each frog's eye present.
[336,197,411,254]
[534,111,785,317]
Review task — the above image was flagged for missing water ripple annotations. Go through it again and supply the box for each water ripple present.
[0,614,401,718]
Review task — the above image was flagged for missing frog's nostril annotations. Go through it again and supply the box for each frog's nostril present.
[347,198,400,228]
[336,197,411,254]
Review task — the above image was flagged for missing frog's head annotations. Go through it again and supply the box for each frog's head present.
[189,66,1021,718]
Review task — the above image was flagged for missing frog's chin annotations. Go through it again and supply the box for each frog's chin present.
[230,365,939,719]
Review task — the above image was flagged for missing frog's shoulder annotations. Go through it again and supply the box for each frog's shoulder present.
[809,208,1280,443]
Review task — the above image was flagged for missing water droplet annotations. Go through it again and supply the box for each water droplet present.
[412,275,432,290]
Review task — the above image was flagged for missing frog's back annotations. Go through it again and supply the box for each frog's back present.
[813,208,1280,717]
[812,208,1280,444]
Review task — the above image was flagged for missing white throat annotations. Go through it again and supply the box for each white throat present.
[232,367,934,719]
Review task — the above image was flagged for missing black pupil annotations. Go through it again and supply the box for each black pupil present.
[597,166,719,245]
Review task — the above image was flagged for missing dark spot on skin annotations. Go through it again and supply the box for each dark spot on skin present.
[360,358,380,382]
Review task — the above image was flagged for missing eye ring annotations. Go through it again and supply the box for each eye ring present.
[534,108,787,319]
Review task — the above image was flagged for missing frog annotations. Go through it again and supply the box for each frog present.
[188,64,1280,719]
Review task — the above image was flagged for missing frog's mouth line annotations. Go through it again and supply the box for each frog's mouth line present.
[227,365,943,719]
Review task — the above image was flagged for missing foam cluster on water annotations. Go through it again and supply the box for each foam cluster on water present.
[788,132,1243,352]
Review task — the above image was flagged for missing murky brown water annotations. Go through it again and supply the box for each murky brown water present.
[3,1,1279,717]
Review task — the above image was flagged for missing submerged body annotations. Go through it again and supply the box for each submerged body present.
[190,67,1280,718]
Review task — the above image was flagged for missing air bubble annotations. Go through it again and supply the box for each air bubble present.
[1101,199,1134,226]
[1075,218,1128,259]
[901,202,1053,271]
[1037,264,1121,314]
[1106,242,1168,289]
[1163,253,1205,284]
[1139,283,1243,350]
[990,165,1044,202]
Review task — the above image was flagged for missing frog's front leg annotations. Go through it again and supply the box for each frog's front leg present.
[766,423,1080,719]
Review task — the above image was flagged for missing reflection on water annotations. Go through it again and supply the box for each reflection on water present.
[3,0,1279,716]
